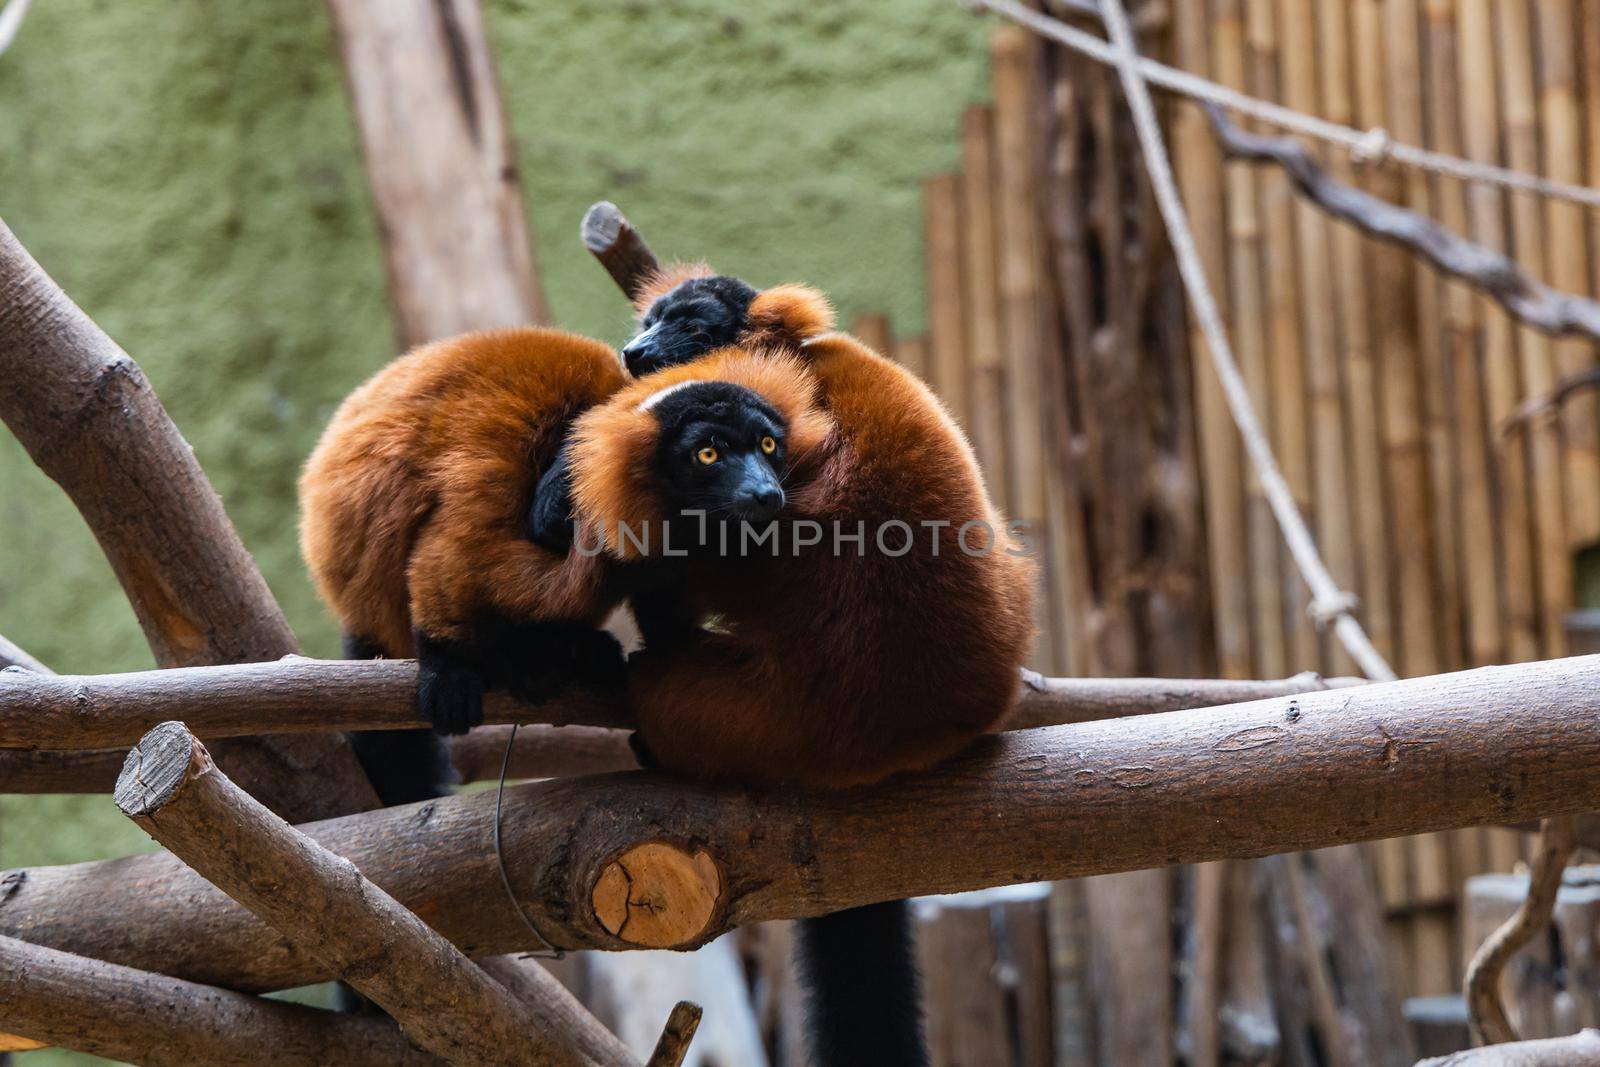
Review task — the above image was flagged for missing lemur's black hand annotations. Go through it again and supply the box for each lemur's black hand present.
[414,633,485,735]
[528,445,576,553]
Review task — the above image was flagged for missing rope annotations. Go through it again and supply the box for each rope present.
[1095,0,1398,682]
[969,0,1600,212]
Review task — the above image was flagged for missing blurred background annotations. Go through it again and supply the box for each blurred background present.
[7,0,1600,1064]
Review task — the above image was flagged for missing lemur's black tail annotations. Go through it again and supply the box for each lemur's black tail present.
[342,633,454,807]
[796,899,929,1067]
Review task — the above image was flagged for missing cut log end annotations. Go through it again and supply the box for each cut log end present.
[580,201,627,253]
[114,721,207,818]
[591,842,724,948]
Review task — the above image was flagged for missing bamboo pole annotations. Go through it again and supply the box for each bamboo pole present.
[923,173,969,426]
[10,656,1600,994]
[0,935,442,1067]
[1246,0,1317,671]
[1214,0,1286,677]
[114,723,614,1067]
[992,26,1066,675]
[1280,0,1359,678]
[1536,0,1600,555]
[1498,0,1574,663]
[960,105,1011,504]
[1175,0,1253,680]
[1318,1,1395,673]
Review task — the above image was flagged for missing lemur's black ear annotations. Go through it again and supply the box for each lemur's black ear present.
[631,262,714,317]
[742,284,835,351]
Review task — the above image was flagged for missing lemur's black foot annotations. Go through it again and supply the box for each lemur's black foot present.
[504,626,625,706]
[628,730,659,771]
[415,636,485,736]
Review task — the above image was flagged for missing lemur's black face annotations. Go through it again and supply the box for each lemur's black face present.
[646,380,789,526]
[623,276,758,377]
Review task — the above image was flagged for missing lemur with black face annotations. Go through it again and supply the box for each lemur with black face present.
[551,269,1037,1067]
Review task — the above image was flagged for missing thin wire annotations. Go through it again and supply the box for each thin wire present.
[494,722,564,958]
[1095,0,1397,682]
[968,0,1600,212]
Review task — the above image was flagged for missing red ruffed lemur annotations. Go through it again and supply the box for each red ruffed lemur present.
[299,328,632,805]
[547,265,1037,1067]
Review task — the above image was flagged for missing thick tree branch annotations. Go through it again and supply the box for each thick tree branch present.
[0,933,440,1067]
[581,202,662,302]
[1414,1029,1600,1065]
[114,722,616,1067]
[0,656,1357,750]
[6,656,1598,993]
[1204,107,1600,344]
[0,217,375,819]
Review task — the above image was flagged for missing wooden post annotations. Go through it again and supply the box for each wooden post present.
[325,0,547,347]
[0,219,376,821]
[0,934,441,1067]
[114,722,624,1067]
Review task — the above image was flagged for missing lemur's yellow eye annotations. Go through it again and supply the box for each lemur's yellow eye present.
[761,436,777,454]
[697,446,719,465]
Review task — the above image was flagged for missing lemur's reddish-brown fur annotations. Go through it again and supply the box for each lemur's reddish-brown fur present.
[569,299,1037,789]
[299,328,628,657]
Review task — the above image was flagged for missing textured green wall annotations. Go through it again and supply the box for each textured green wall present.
[0,2,984,1058]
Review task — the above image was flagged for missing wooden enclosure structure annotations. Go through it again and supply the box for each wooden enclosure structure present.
[4,0,1600,1064]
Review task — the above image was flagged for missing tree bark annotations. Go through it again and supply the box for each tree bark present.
[325,0,547,347]
[114,722,596,1067]
[0,655,1358,750]
[0,218,376,821]
[0,933,441,1067]
[5,656,1598,993]
[581,202,662,303]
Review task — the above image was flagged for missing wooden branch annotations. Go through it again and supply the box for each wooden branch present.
[114,722,594,1067]
[10,656,1600,993]
[1203,107,1600,344]
[0,635,47,675]
[1464,815,1579,1045]
[0,933,440,1067]
[643,1003,701,1067]
[325,0,547,346]
[582,202,662,302]
[451,724,639,782]
[0,217,375,820]
[0,655,1358,750]
[1415,1029,1600,1066]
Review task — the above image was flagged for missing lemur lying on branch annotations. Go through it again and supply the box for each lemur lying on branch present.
[298,266,1035,1067]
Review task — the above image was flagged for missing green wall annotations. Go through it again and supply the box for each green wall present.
[0,2,985,1059]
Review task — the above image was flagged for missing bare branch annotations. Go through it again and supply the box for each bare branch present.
[0,633,48,675]
[643,1003,702,1067]
[1463,815,1579,1045]
[581,202,662,302]
[8,656,1599,993]
[1415,1028,1600,1065]
[0,656,1357,751]
[114,722,603,1067]
[0,933,440,1067]
[1204,107,1600,343]
[0,217,375,819]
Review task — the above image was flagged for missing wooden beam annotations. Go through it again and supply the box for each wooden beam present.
[7,656,1600,993]
[114,722,610,1067]
[0,217,375,820]
[325,0,546,346]
[0,656,1359,750]
[582,202,662,305]
[0,934,441,1067]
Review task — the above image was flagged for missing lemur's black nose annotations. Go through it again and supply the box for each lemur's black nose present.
[753,487,783,513]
